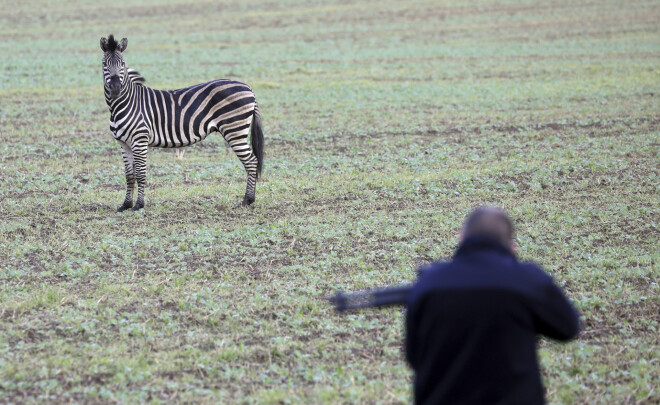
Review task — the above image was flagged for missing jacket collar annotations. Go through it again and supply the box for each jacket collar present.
[454,235,515,258]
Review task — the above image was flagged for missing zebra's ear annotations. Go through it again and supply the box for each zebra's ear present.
[100,37,108,52]
[118,38,128,52]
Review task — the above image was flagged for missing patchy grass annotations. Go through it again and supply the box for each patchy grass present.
[0,0,658,403]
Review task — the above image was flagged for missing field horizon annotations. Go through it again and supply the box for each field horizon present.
[1,0,658,403]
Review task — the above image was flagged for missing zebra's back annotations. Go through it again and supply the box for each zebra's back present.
[143,79,256,148]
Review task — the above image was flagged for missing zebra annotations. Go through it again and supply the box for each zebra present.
[99,34,264,211]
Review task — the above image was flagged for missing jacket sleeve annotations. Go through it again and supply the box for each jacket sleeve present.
[405,296,420,369]
[531,270,581,341]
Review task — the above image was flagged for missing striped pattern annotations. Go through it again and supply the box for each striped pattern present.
[101,36,263,211]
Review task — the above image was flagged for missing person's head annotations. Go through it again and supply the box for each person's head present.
[461,206,515,251]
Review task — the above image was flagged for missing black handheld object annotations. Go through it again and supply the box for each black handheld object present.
[330,285,413,312]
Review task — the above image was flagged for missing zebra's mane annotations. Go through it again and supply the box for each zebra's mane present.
[127,68,146,86]
[105,34,120,52]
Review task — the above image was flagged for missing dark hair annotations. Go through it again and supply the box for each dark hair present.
[462,206,514,245]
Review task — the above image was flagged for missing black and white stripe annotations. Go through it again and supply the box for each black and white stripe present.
[100,35,264,211]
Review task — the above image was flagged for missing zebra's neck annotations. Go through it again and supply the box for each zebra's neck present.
[105,72,140,118]
[106,84,130,109]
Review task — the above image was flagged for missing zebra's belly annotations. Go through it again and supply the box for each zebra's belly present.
[149,128,214,148]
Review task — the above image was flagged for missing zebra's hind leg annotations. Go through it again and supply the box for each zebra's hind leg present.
[224,129,258,206]
[117,141,135,212]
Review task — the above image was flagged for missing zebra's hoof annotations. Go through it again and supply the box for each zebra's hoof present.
[241,196,255,207]
[117,202,133,212]
[131,202,145,212]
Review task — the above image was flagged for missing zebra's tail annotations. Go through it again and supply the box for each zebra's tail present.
[251,103,264,178]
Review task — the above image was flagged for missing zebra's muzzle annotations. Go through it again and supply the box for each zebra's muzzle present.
[108,76,121,98]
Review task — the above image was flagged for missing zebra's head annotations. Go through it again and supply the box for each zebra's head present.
[100,34,128,99]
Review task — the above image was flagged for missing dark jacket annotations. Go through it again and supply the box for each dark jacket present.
[405,236,580,405]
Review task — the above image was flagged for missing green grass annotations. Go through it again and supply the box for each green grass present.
[0,0,658,403]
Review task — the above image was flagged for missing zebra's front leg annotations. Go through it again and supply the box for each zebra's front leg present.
[131,136,149,211]
[117,141,135,212]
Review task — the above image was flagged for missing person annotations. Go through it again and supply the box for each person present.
[405,206,580,405]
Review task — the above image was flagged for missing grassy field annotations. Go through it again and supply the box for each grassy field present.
[0,0,658,403]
